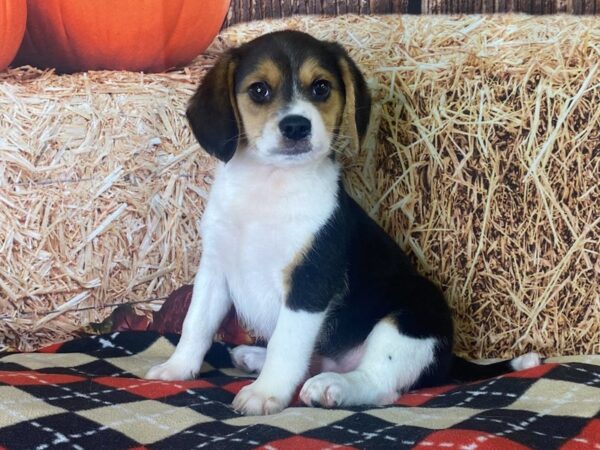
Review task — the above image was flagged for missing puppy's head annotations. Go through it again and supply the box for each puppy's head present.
[187,30,370,165]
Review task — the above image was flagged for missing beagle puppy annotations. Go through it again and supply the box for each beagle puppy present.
[146,30,541,415]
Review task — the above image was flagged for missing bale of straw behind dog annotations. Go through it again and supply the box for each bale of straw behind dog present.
[0,15,598,357]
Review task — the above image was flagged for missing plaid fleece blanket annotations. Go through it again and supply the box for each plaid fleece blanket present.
[0,332,598,450]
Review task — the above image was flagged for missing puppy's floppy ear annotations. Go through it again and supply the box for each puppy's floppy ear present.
[329,43,371,151]
[186,51,240,162]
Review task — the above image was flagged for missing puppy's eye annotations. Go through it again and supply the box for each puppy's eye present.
[248,82,272,103]
[311,79,331,101]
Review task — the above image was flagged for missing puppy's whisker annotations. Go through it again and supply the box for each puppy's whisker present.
[223,132,250,145]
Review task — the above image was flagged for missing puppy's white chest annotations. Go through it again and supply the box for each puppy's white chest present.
[202,154,339,339]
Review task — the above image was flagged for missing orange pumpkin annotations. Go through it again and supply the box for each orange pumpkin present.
[0,0,27,71]
[15,0,230,73]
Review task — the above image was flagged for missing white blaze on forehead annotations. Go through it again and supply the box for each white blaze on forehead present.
[286,99,318,117]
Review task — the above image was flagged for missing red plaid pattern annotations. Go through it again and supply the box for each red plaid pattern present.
[0,332,598,450]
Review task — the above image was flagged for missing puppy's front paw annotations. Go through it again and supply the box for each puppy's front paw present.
[300,372,349,408]
[145,358,200,381]
[232,382,288,415]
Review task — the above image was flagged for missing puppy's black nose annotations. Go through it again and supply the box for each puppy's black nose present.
[279,115,311,141]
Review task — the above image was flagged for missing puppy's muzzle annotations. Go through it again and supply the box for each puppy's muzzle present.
[279,115,311,141]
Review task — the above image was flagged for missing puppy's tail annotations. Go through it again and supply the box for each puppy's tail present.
[449,352,542,382]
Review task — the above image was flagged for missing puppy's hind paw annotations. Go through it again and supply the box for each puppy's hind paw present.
[300,372,348,408]
[230,345,267,373]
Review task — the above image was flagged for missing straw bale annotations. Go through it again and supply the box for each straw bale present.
[0,15,598,357]
[0,64,217,351]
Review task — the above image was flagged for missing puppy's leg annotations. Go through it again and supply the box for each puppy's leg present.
[145,257,230,381]
[300,319,437,407]
[230,345,267,373]
[232,307,325,415]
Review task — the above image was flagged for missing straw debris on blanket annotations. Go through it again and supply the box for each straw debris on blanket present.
[0,15,598,357]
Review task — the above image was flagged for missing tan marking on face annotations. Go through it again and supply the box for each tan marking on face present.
[338,58,360,151]
[240,59,282,92]
[236,59,284,145]
[298,58,344,136]
[299,58,325,88]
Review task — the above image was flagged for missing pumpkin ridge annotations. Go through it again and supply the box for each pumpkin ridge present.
[0,0,27,71]
[161,0,187,70]
[14,0,230,73]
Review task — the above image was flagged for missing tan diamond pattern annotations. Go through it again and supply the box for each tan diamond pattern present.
[0,386,66,428]
[77,399,213,444]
